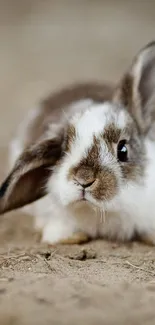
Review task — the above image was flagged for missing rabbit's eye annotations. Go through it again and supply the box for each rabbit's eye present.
[117,140,128,162]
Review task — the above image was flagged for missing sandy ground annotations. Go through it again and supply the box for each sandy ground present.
[1,1,155,324]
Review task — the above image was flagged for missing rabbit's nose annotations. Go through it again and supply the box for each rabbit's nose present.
[74,177,95,189]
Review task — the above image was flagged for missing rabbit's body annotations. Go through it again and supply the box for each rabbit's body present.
[1,42,155,245]
[9,99,155,244]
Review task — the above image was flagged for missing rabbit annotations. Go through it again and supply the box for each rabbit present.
[0,41,155,245]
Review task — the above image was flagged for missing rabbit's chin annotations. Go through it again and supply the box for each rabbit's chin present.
[68,198,95,211]
[66,195,106,216]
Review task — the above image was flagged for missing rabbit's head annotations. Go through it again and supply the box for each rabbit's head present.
[49,100,144,210]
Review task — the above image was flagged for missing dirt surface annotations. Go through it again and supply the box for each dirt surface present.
[1,1,155,324]
[1,209,155,325]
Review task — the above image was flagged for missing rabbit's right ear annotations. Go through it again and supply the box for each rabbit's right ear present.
[114,41,155,134]
[0,138,62,215]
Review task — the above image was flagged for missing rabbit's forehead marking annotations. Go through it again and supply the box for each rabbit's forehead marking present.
[70,102,128,140]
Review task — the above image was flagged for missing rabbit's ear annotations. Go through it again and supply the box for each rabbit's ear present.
[114,41,155,134]
[0,138,62,215]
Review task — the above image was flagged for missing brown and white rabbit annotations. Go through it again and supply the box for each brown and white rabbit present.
[0,41,155,245]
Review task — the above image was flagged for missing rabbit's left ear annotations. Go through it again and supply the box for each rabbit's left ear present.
[114,41,155,134]
[0,138,62,215]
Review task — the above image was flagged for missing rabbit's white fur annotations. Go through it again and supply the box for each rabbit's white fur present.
[43,139,155,244]
[9,100,155,244]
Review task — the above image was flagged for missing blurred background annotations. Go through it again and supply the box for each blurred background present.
[1,4,155,322]
[0,0,155,147]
